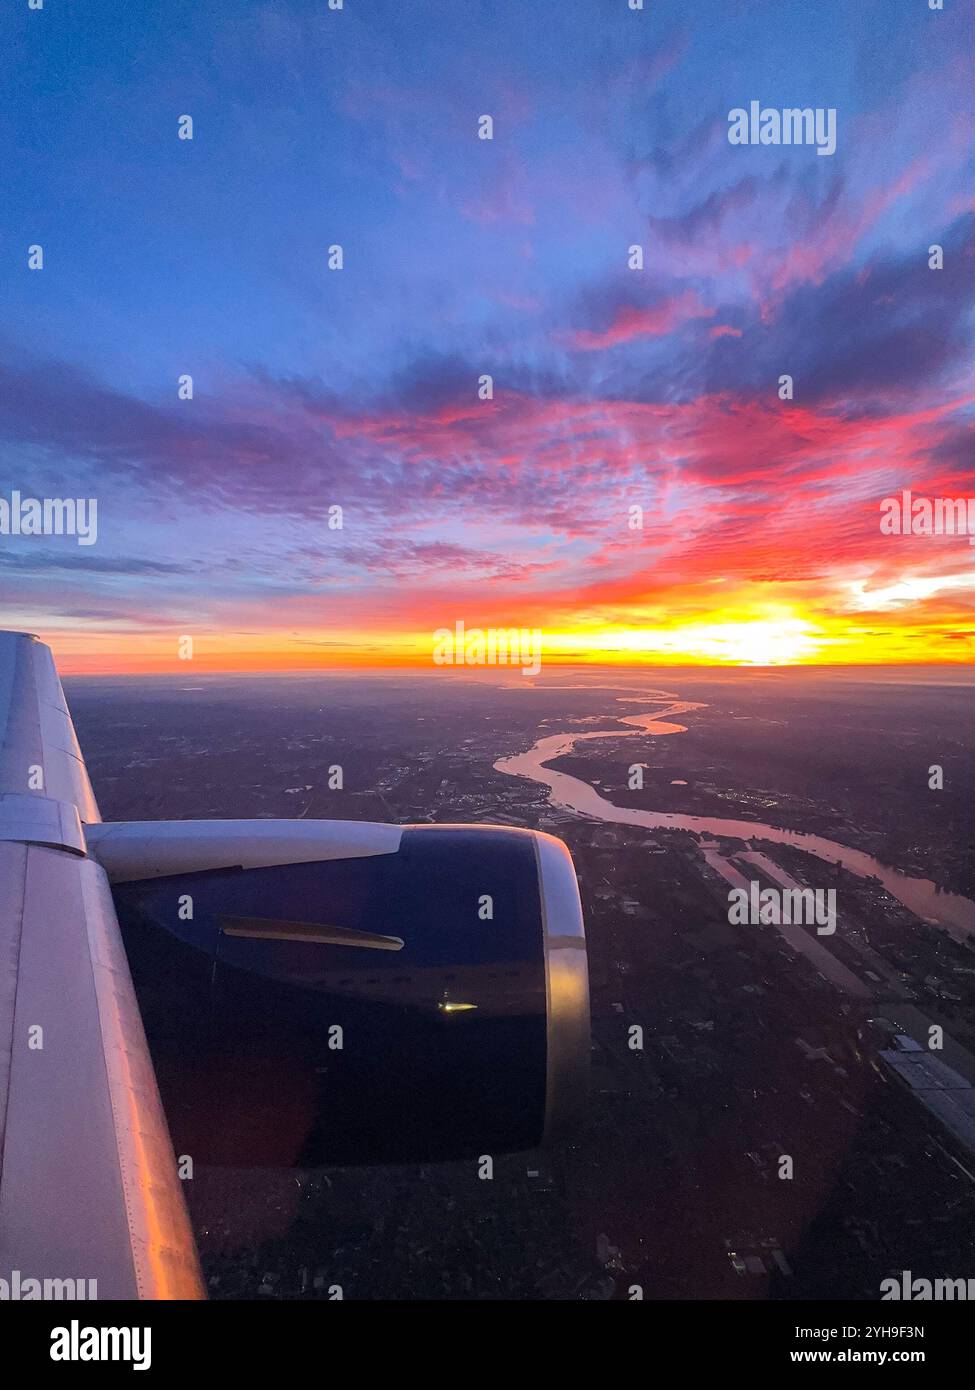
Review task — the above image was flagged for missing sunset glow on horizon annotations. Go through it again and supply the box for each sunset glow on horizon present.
[38,600,975,677]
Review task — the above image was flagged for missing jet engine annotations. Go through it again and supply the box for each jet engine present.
[88,819,590,1165]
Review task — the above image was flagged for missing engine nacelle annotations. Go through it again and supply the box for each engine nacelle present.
[88,820,590,1165]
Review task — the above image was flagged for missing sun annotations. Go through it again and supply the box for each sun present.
[552,615,823,666]
[685,618,822,665]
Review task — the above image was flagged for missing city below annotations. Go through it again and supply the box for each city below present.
[66,664,975,1300]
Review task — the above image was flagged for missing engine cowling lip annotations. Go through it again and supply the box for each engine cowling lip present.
[531,829,591,1144]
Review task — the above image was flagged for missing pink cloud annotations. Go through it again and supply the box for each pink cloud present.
[560,291,715,351]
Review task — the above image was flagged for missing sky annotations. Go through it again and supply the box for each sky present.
[3,0,975,673]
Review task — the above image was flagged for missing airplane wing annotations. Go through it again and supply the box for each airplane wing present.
[0,631,204,1299]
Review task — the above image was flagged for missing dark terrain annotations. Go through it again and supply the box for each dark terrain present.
[67,665,975,1300]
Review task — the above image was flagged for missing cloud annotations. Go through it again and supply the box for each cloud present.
[0,551,190,576]
[560,291,715,351]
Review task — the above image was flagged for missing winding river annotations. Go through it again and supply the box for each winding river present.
[495,693,975,943]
